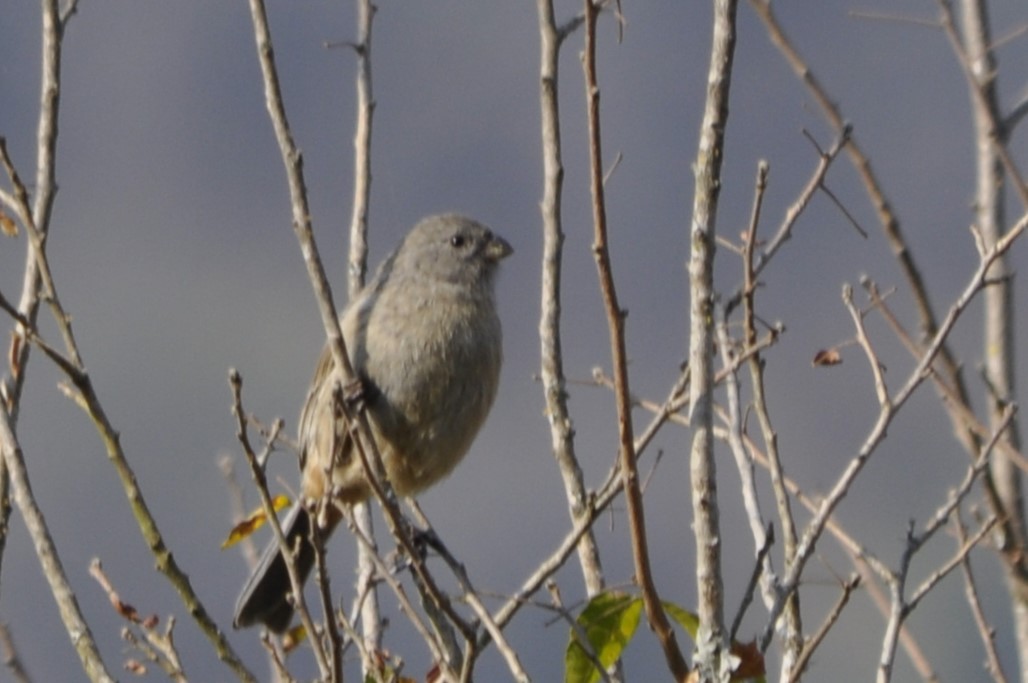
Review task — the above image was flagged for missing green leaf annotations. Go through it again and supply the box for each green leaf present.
[565,592,643,683]
[662,600,699,640]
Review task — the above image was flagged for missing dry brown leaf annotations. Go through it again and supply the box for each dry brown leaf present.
[124,659,147,676]
[0,210,16,237]
[730,639,766,680]
[812,348,842,367]
[113,597,139,622]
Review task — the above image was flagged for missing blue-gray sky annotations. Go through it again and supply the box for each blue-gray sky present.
[2,1,1027,680]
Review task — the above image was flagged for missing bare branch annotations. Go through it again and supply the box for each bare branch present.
[536,0,607,602]
[936,0,1028,205]
[738,159,802,671]
[752,126,852,280]
[340,506,459,681]
[4,141,257,683]
[715,314,773,607]
[344,0,381,669]
[0,408,114,682]
[955,511,1010,683]
[786,574,860,683]
[408,503,530,683]
[688,2,739,679]
[44,310,255,680]
[729,524,774,642]
[748,0,969,434]
[762,205,1028,650]
[346,0,375,296]
[0,623,32,683]
[582,1,689,679]
[89,559,187,682]
[229,370,333,678]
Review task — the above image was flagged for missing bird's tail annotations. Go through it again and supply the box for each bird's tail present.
[232,503,316,633]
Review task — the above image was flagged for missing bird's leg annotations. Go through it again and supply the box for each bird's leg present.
[341,375,369,414]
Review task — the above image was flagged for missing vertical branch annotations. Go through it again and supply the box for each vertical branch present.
[346,0,382,671]
[347,0,375,294]
[0,0,67,585]
[581,2,689,680]
[0,408,114,683]
[955,511,1010,683]
[953,1,1028,677]
[0,624,32,683]
[31,0,62,236]
[688,0,737,679]
[741,162,802,670]
[536,0,606,599]
[230,374,334,680]
[246,0,347,363]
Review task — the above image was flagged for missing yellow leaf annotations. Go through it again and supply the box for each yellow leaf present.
[221,495,291,549]
[282,623,306,653]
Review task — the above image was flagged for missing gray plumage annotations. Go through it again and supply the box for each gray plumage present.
[233,214,511,632]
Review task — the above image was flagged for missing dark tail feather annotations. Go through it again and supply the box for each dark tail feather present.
[233,504,315,633]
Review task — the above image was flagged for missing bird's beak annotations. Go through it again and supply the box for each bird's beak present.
[486,234,514,262]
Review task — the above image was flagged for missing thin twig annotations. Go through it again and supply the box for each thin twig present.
[786,574,860,683]
[545,586,615,683]
[582,1,689,679]
[408,503,530,682]
[751,126,852,281]
[0,623,32,683]
[0,0,68,586]
[907,515,995,612]
[862,279,1028,473]
[944,4,1028,670]
[1,14,257,677]
[762,206,1028,650]
[748,0,967,434]
[230,370,331,678]
[310,522,343,682]
[340,506,457,681]
[936,0,1028,205]
[955,511,1009,683]
[536,0,607,602]
[89,559,187,682]
[739,159,802,673]
[4,136,256,683]
[729,524,774,642]
[715,314,773,613]
[0,407,114,682]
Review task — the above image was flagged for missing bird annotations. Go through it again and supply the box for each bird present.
[233,214,511,633]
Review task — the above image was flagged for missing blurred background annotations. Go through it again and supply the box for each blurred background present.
[2,1,1027,680]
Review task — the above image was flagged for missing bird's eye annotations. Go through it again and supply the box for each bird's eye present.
[450,234,467,249]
